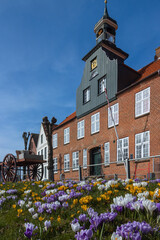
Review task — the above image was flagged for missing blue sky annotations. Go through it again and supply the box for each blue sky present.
[0,0,160,160]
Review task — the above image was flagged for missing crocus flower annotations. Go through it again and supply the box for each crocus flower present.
[44,220,51,231]
[32,213,38,219]
[24,223,37,239]
[71,219,81,232]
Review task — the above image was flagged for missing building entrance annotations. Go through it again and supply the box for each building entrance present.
[90,147,101,176]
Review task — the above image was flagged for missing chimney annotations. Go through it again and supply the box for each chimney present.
[154,46,160,61]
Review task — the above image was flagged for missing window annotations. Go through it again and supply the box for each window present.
[91,57,97,71]
[38,151,40,155]
[53,158,58,173]
[64,154,70,171]
[83,87,90,104]
[72,151,79,170]
[117,137,129,162]
[41,134,43,144]
[44,147,47,159]
[135,131,150,159]
[41,149,43,156]
[135,87,150,118]
[77,120,85,139]
[91,112,100,134]
[108,103,119,128]
[64,127,70,144]
[98,78,106,94]
[53,133,58,149]
[83,149,87,168]
[104,142,110,165]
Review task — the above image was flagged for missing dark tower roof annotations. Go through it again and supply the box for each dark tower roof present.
[103,0,117,24]
[94,1,118,45]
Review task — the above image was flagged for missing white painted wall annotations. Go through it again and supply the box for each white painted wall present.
[37,124,48,180]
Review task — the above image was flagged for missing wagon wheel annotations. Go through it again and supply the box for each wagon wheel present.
[27,163,43,181]
[2,154,17,182]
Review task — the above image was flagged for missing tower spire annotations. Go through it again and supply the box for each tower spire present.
[104,0,109,17]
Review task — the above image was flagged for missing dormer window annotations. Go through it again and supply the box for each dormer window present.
[98,77,106,94]
[91,57,97,71]
[83,87,90,104]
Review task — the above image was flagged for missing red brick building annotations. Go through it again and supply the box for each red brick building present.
[52,3,160,180]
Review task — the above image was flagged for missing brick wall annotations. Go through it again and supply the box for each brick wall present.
[53,74,160,181]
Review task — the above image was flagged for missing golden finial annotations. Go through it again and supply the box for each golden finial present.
[104,0,107,4]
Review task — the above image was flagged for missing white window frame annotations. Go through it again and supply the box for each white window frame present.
[104,142,110,165]
[135,131,150,159]
[77,120,85,139]
[53,133,58,149]
[64,127,70,144]
[41,149,43,156]
[83,149,87,169]
[91,112,100,134]
[72,151,79,170]
[135,87,150,118]
[83,87,90,104]
[64,154,70,172]
[53,157,58,173]
[98,78,106,94]
[117,137,129,162]
[108,103,119,128]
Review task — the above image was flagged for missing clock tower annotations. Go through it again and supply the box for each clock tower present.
[76,0,139,119]
[94,0,118,44]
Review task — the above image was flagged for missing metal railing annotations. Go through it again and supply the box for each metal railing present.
[52,155,160,181]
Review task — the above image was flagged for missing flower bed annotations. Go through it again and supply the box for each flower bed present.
[0,178,160,239]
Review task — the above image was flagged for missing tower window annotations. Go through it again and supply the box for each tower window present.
[91,57,97,71]
[97,28,103,38]
[98,78,106,94]
[83,87,90,104]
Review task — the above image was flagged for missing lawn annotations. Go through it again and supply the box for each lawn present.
[0,178,160,239]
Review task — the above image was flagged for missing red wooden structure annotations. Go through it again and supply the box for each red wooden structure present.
[0,150,46,182]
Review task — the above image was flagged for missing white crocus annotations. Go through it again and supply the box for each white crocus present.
[137,191,149,199]
[18,200,25,207]
[113,194,134,207]
[24,190,32,194]
[28,207,35,214]
[45,189,57,195]
[71,222,81,232]
[0,190,5,195]
[111,232,122,240]
[32,213,38,219]
[98,184,105,191]
[132,201,141,212]
[141,181,148,187]
[142,199,157,215]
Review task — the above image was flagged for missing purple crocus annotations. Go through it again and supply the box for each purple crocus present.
[24,223,37,239]
[79,214,88,222]
[75,229,93,240]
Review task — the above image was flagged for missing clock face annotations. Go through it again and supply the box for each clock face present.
[91,58,97,71]
[97,28,103,38]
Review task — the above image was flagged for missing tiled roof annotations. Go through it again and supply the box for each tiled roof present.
[138,59,160,81]
[55,111,76,129]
